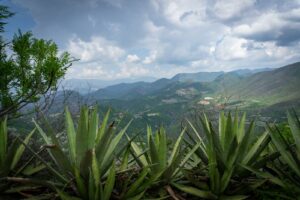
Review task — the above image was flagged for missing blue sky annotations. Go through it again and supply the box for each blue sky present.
[2,0,300,80]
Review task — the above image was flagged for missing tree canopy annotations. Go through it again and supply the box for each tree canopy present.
[0,5,73,118]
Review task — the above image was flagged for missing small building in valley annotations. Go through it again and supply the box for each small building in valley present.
[197,100,210,105]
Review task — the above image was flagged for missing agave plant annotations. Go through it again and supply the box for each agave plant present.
[253,110,300,198]
[33,106,131,200]
[114,163,161,199]
[173,112,272,199]
[0,117,44,192]
[127,126,199,199]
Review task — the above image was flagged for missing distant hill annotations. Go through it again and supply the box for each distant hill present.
[91,72,218,100]
[170,68,272,82]
[171,71,224,82]
[61,76,157,94]
[92,69,269,100]
[24,62,300,133]
[227,62,300,104]
[19,62,299,135]
[230,68,273,77]
[87,62,300,128]
[92,81,150,100]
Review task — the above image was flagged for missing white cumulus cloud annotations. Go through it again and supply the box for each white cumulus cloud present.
[126,54,140,63]
[67,36,125,62]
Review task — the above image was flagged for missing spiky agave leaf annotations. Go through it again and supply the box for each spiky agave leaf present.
[34,106,131,200]
[262,110,300,198]
[184,111,271,197]
[0,117,8,169]
[0,119,47,194]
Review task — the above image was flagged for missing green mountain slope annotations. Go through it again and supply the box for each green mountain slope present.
[226,62,300,104]
[92,72,228,100]
[171,71,224,82]
[39,62,299,132]
[90,62,300,129]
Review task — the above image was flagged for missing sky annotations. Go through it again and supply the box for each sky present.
[2,0,300,80]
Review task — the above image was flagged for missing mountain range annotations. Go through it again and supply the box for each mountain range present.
[61,68,272,95]
[60,76,157,94]
[50,62,300,132]
[90,67,275,100]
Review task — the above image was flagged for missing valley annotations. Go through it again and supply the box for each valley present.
[36,62,300,133]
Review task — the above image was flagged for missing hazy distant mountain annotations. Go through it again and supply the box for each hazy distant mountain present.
[45,62,300,132]
[61,67,273,96]
[92,81,149,100]
[171,68,272,83]
[92,78,174,100]
[230,68,273,77]
[92,73,218,101]
[91,62,300,118]
[60,76,157,94]
[171,71,224,82]
[91,73,217,100]
[91,67,272,100]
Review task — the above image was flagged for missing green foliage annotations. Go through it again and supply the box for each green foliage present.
[178,112,272,199]
[0,118,44,192]
[0,6,73,118]
[126,126,199,199]
[260,110,300,198]
[0,5,14,33]
[3,107,300,199]
[135,128,182,177]
[276,121,294,144]
[34,106,131,200]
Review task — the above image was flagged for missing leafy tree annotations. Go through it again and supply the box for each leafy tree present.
[0,5,13,32]
[0,5,73,118]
